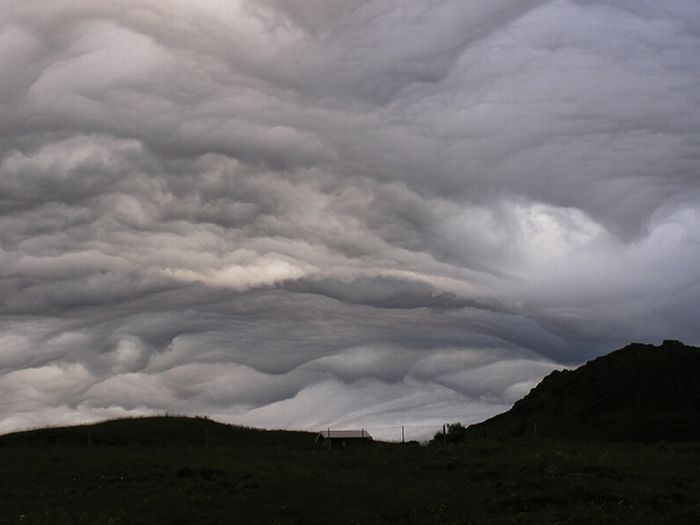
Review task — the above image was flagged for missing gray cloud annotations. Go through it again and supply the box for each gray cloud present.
[1,0,699,437]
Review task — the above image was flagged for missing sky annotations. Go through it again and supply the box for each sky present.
[1,0,700,440]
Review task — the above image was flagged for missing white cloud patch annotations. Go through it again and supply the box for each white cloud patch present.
[163,255,310,291]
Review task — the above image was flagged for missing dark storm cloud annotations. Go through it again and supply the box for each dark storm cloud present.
[258,0,552,103]
[1,0,700,437]
[282,275,503,310]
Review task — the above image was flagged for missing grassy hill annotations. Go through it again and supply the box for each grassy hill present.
[467,340,700,442]
[4,340,700,524]
[1,416,700,524]
[0,415,312,449]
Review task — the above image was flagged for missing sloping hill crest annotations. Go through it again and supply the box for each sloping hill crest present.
[0,415,313,448]
[468,340,700,442]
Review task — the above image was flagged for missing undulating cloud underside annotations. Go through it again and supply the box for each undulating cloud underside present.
[1,0,700,438]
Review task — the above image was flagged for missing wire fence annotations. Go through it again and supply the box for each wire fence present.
[319,424,449,443]
[28,420,454,449]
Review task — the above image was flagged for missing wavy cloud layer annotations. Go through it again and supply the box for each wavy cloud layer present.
[1,0,700,437]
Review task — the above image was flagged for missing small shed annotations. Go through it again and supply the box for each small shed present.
[315,429,373,447]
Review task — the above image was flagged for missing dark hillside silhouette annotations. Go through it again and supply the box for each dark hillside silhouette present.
[3,366,700,523]
[468,340,700,442]
[0,416,313,449]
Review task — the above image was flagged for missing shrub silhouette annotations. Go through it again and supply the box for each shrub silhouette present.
[432,422,468,444]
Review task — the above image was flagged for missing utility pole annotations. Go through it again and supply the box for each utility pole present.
[401,426,405,444]
[443,424,447,447]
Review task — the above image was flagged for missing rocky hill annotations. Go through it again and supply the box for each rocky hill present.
[468,340,700,442]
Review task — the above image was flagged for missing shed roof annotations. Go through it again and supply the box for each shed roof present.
[317,429,372,439]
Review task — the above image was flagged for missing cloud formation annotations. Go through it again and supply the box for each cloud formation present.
[1,0,700,438]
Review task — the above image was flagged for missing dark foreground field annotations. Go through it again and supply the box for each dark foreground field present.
[1,417,699,524]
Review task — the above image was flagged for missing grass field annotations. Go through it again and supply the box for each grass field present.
[1,417,699,524]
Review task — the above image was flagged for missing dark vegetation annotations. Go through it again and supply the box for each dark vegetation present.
[432,422,469,444]
[2,416,700,524]
[467,340,700,442]
[3,341,700,523]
